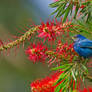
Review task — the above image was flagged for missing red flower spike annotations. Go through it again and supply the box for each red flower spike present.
[25,43,48,63]
[31,71,63,92]
[38,19,71,42]
[38,22,56,41]
[80,5,85,9]
[56,41,78,62]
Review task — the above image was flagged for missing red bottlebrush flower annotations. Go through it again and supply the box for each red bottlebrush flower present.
[25,43,48,63]
[56,41,78,62]
[80,5,85,9]
[38,21,56,41]
[37,19,72,42]
[79,87,92,92]
[47,41,78,66]
[31,71,63,92]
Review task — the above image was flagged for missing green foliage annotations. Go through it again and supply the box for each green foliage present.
[80,1,92,22]
[72,19,92,38]
[49,0,92,22]
[52,62,88,92]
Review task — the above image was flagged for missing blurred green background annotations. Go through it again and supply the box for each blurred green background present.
[0,0,53,92]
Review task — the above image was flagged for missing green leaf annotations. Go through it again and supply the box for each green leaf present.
[49,0,65,8]
[54,73,66,85]
[72,70,76,81]
[62,4,72,22]
[70,4,73,15]
[74,5,79,19]
[55,79,68,92]
[56,3,67,17]
[57,8,66,17]
[49,1,61,8]
[50,4,64,15]
[81,64,88,73]
[51,63,72,70]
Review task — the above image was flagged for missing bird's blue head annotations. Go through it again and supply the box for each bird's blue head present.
[72,34,86,42]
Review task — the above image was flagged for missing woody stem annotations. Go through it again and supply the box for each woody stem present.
[0,26,39,51]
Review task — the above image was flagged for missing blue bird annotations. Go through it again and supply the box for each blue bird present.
[72,34,92,58]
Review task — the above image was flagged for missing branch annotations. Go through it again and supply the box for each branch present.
[0,26,39,51]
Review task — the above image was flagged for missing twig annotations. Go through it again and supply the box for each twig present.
[0,26,39,51]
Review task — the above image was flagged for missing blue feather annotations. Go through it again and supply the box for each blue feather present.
[73,34,92,58]
[79,39,92,48]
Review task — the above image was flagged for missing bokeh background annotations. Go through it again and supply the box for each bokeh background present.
[0,0,54,92]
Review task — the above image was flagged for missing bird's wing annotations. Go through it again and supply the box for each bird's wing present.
[79,39,92,48]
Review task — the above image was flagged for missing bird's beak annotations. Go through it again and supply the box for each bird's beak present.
[71,36,77,42]
[71,37,75,41]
